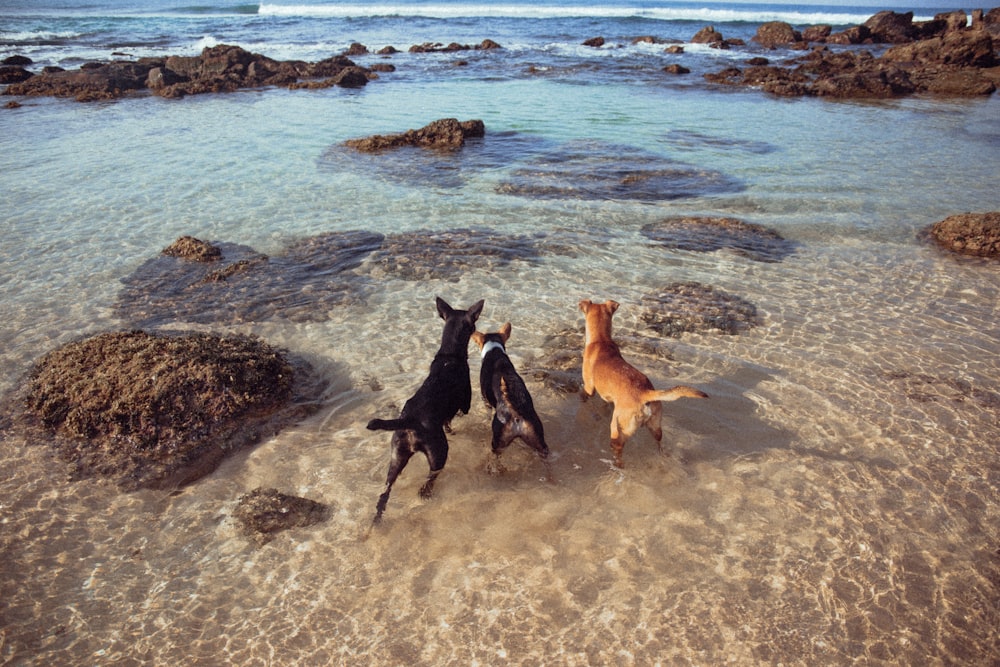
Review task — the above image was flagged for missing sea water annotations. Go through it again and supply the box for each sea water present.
[2,1,999,664]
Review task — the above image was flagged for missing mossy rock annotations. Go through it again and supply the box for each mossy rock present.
[19,330,323,490]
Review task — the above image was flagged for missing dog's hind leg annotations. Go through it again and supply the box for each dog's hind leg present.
[373,443,413,524]
[418,430,449,499]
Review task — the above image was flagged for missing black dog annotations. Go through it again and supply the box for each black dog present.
[471,323,550,467]
[367,296,484,524]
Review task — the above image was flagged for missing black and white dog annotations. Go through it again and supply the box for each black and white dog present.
[472,322,550,468]
[367,297,484,524]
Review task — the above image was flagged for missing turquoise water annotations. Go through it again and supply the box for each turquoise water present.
[2,2,1000,664]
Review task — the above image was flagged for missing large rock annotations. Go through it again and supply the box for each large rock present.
[3,61,154,101]
[883,29,998,68]
[864,10,919,43]
[18,330,323,489]
[753,21,802,48]
[925,212,1000,257]
[344,118,485,151]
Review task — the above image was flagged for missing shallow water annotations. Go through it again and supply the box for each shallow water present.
[2,7,1000,663]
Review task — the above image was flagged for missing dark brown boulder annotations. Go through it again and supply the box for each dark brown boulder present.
[2,55,32,66]
[234,488,329,545]
[344,42,369,56]
[692,26,725,44]
[925,212,1000,257]
[345,118,485,152]
[0,66,33,84]
[865,10,919,43]
[18,330,321,490]
[476,39,502,50]
[752,21,802,48]
[826,25,872,45]
[663,64,690,75]
[802,25,832,43]
[583,37,605,48]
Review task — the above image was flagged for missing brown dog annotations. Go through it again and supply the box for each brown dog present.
[579,299,707,467]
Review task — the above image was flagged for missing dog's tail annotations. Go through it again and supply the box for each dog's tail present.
[643,385,709,403]
[366,417,420,432]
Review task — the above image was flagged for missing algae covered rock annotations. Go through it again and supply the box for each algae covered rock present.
[924,212,1000,258]
[21,330,320,490]
[234,487,329,546]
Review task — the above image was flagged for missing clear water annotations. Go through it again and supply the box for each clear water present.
[2,1,999,664]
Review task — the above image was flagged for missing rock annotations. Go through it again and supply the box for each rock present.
[640,282,759,336]
[826,26,872,45]
[3,61,154,101]
[663,64,690,74]
[692,26,724,44]
[344,42,369,56]
[802,25,832,43]
[162,236,223,262]
[377,45,399,55]
[2,55,33,66]
[665,45,685,54]
[234,487,329,546]
[641,216,796,262]
[0,66,34,84]
[2,44,377,101]
[18,330,320,490]
[4,100,22,109]
[117,231,382,326]
[477,39,503,50]
[583,37,605,48]
[925,212,1000,257]
[883,29,998,68]
[752,21,802,48]
[345,118,485,152]
[864,10,919,43]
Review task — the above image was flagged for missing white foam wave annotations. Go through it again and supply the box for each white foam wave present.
[0,30,82,42]
[257,3,901,26]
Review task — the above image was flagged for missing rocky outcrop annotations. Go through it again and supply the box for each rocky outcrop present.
[707,25,998,98]
[345,118,485,151]
[17,330,324,490]
[2,44,378,101]
[924,212,1000,257]
[752,21,802,49]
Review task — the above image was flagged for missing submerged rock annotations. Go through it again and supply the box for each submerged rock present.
[344,118,486,152]
[924,211,1000,258]
[19,330,323,490]
[497,140,742,201]
[362,227,548,281]
[640,282,760,337]
[117,232,383,326]
[641,216,796,263]
[234,487,329,546]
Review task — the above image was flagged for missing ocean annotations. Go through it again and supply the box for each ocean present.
[2,0,999,664]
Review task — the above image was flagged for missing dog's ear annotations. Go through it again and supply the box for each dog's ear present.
[466,299,485,323]
[606,300,620,314]
[579,299,592,313]
[471,331,486,349]
[500,322,512,342]
[436,296,454,320]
